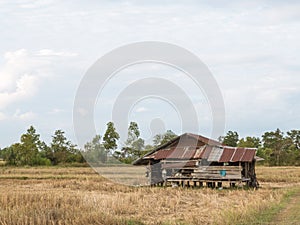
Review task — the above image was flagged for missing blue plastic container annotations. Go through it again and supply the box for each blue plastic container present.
[220,169,226,177]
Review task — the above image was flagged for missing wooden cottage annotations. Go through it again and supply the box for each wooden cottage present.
[133,133,260,188]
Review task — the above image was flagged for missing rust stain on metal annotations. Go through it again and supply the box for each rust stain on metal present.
[153,147,197,160]
[230,148,246,162]
[218,147,235,162]
[240,148,256,162]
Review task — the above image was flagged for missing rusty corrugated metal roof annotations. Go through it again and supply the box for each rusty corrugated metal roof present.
[187,133,222,146]
[201,145,213,159]
[240,148,256,162]
[148,145,256,162]
[193,146,205,159]
[218,147,235,162]
[231,148,246,162]
[152,147,197,160]
[218,147,256,162]
[133,133,257,165]
[152,149,170,159]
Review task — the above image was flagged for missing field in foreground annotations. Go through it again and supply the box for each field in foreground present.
[0,166,299,225]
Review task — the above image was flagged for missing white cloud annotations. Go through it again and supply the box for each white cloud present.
[220,71,300,135]
[0,0,299,146]
[0,112,6,121]
[13,109,36,121]
[48,108,65,114]
[36,49,78,57]
[0,110,36,122]
[0,48,78,110]
[18,0,56,9]
[0,73,39,109]
[0,49,43,109]
[135,107,148,113]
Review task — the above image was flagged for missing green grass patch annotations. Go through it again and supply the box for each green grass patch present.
[125,219,145,225]
[235,188,299,225]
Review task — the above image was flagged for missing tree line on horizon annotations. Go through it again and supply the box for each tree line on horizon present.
[0,123,299,166]
[0,122,178,166]
[219,129,300,166]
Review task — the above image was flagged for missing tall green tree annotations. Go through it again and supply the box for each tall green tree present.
[2,126,50,166]
[153,130,178,147]
[2,144,22,166]
[49,130,82,165]
[114,122,144,164]
[125,122,144,158]
[238,136,261,148]
[287,130,300,150]
[125,122,140,146]
[261,128,291,166]
[286,129,300,165]
[131,138,145,158]
[83,135,106,164]
[19,126,42,165]
[103,122,120,158]
[220,131,239,147]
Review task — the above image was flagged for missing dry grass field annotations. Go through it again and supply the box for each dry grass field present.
[0,166,299,225]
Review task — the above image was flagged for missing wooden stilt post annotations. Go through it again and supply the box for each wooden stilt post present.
[212,182,216,188]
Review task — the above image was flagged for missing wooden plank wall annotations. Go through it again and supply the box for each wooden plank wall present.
[191,166,242,180]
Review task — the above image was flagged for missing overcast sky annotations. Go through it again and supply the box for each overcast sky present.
[0,0,300,148]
